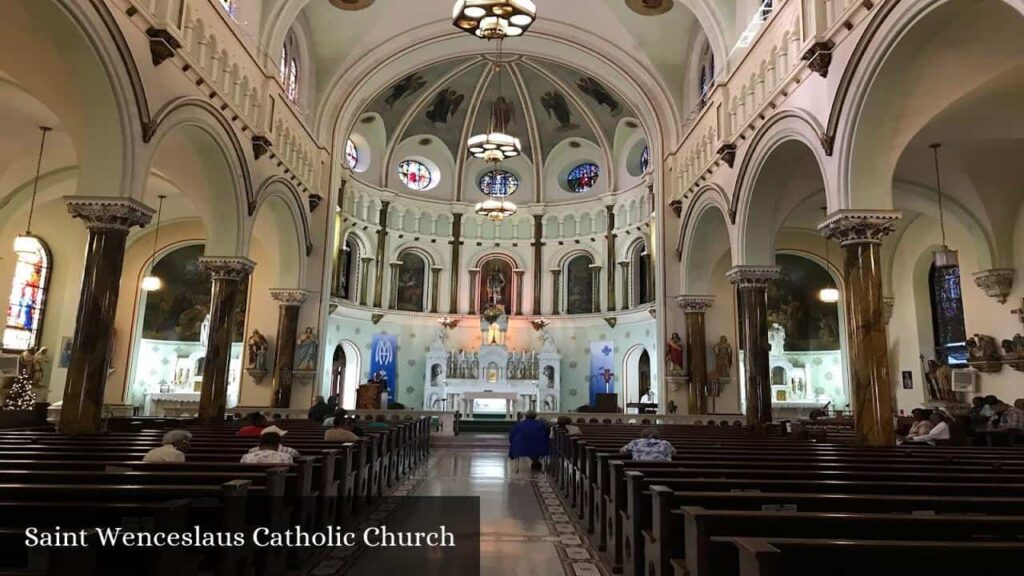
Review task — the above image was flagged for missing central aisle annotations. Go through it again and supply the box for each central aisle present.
[344,433,606,576]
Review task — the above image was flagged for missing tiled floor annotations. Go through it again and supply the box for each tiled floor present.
[343,433,606,576]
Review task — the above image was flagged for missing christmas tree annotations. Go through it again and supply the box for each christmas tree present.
[1,367,36,410]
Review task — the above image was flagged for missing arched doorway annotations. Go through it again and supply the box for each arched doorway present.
[331,345,346,399]
[329,341,361,410]
[622,344,652,413]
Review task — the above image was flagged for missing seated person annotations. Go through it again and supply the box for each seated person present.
[904,409,933,438]
[620,427,675,461]
[237,412,267,437]
[509,411,549,470]
[549,416,582,439]
[367,414,390,428]
[324,417,360,442]
[904,412,950,444]
[308,395,331,422]
[142,429,191,463]
[241,431,294,465]
[245,426,300,459]
[991,401,1024,431]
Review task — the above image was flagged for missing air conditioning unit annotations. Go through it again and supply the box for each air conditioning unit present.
[0,354,20,378]
[951,368,979,393]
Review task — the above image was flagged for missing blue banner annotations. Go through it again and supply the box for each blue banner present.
[369,333,398,404]
[589,341,615,407]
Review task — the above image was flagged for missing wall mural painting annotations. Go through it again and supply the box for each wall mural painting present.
[425,88,465,124]
[566,254,595,315]
[478,257,513,314]
[576,76,620,115]
[142,245,246,343]
[491,96,515,129]
[396,252,427,313]
[540,90,578,131]
[384,73,427,108]
[765,254,840,352]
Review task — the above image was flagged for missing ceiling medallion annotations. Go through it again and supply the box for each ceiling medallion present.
[329,0,375,10]
[625,0,672,16]
[453,0,537,39]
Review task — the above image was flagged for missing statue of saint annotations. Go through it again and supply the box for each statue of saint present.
[295,327,318,371]
[712,336,733,379]
[247,330,270,372]
[666,332,685,376]
[486,267,506,306]
[20,347,50,388]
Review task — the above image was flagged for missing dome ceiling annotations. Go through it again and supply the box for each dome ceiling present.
[353,54,643,195]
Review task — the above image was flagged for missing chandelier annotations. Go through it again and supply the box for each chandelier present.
[452,0,537,39]
[930,143,958,268]
[475,197,517,222]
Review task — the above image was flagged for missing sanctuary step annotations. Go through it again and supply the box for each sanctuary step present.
[459,419,517,434]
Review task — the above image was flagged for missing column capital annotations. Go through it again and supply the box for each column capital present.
[675,295,715,313]
[588,264,603,271]
[818,210,901,246]
[727,265,781,288]
[389,260,403,268]
[270,289,309,306]
[972,268,1015,304]
[65,196,153,232]
[618,260,630,268]
[360,255,375,263]
[431,266,444,272]
[199,256,255,281]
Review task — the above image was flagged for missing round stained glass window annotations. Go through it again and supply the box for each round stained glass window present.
[345,139,358,169]
[640,146,650,173]
[398,160,433,191]
[567,163,600,193]
[479,170,519,197]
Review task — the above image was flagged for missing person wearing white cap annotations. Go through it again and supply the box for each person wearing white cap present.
[142,429,191,463]
[240,426,300,464]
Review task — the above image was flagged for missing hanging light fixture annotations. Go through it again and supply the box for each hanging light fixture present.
[141,194,167,292]
[930,143,958,268]
[818,206,840,303]
[452,0,537,39]
[474,197,518,222]
[470,39,519,221]
[14,127,51,255]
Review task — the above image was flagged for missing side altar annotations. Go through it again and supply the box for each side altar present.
[422,269,561,417]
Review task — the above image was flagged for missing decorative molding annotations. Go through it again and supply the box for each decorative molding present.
[625,0,672,16]
[675,295,715,313]
[647,307,656,319]
[818,210,901,246]
[198,257,256,281]
[716,143,737,168]
[883,297,895,325]
[604,317,618,328]
[726,266,782,288]
[252,135,272,160]
[972,269,1015,304]
[308,193,323,213]
[371,313,385,324]
[329,0,375,9]
[65,197,154,232]
[329,302,339,315]
[145,27,180,67]
[668,199,683,218]
[801,40,835,78]
[270,289,309,306]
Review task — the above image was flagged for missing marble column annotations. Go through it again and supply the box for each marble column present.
[676,296,714,415]
[269,289,308,408]
[359,256,374,306]
[619,261,631,310]
[60,197,153,435]
[449,213,463,313]
[605,205,617,312]
[388,261,402,309]
[430,266,443,313]
[468,268,481,315]
[727,266,780,427]
[532,214,544,314]
[513,269,526,315]
[589,264,603,313]
[820,210,901,446]
[198,257,255,423]
[373,201,390,308]
[550,268,562,315]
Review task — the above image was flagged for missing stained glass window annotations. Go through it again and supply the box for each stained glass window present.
[398,160,433,191]
[3,236,51,351]
[479,170,518,197]
[345,139,358,169]
[929,264,968,365]
[567,163,600,193]
[565,254,595,315]
[640,146,650,173]
[280,34,299,103]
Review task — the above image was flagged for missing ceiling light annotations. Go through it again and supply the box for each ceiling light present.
[141,194,167,292]
[452,0,537,39]
[930,143,958,268]
[475,198,517,221]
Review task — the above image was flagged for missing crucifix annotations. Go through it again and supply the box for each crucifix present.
[600,368,615,394]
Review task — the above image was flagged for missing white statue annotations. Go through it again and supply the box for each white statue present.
[200,314,211,348]
[769,323,786,356]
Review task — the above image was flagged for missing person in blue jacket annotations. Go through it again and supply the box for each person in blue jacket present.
[509,410,549,471]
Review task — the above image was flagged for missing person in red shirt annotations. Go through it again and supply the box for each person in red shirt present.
[236,412,268,437]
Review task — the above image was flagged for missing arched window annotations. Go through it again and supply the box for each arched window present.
[639,146,650,173]
[398,160,433,191]
[480,170,518,197]
[478,257,514,314]
[630,242,651,307]
[335,236,358,300]
[3,236,51,351]
[929,264,968,365]
[567,163,600,193]
[218,0,237,19]
[395,252,427,312]
[698,40,715,107]
[565,254,595,315]
[345,139,358,170]
[280,32,300,103]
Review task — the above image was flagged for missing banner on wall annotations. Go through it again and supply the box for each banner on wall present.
[369,333,398,404]
[589,341,615,407]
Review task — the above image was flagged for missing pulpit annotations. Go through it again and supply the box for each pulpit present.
[356,382,384,409]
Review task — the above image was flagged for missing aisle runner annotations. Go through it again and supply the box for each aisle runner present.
[532,471,609,576]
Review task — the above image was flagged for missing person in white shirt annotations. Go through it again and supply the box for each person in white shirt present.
[244,425,300,459]
[142,429,191,463]
[241,431,294,464]
[905,412,950,445]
